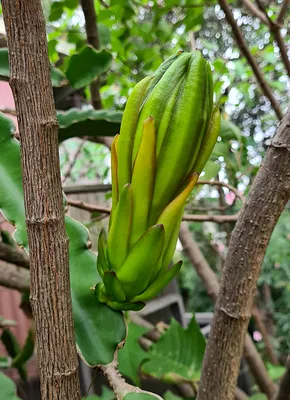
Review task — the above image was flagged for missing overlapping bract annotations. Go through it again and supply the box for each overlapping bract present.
[96,51,221,311]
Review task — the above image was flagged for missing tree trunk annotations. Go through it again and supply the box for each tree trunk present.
[1,1,81,399]
[196,109,290,400]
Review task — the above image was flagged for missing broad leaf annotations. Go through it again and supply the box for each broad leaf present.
[65,46,112,89]
[0,356,10,369]
[84,386,115,400]
[142,317,205,383]
[123,393,160,400]
[220,117,241,141]
[12,330,34,370]
[0,113,27,248]
[0,372,21,400]
[163,391,184,400]
[249,395,267,400]
[0,48,67,88]
[118,323,148,385]
[66,216,126,366]
[57,108,122,142]
[0,112,126,366]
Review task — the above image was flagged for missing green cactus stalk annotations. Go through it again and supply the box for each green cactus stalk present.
[96,51,221,311]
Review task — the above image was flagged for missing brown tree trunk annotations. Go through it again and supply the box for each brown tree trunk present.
[1,1,81,399]
[196,109,290,400]
[179,223,277,399]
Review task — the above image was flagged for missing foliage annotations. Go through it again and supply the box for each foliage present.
[118,323,148,385]
[0,112,126,366]
[142,316,205,384]
[0,372,21,400]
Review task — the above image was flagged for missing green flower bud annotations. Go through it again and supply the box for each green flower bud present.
[95,51,221,311]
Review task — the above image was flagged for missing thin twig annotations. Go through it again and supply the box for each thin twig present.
[218,0,283,120]
[0,242,30,269]
[62,140,84,184]
[0,262,30,292]
[254,0,290,77]
[241,0,268,24]
[276,0,290,25]
[100,354,162,400]
[273,355,290,400]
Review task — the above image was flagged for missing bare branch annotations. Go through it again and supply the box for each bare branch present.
[67,198,111,214]
[196,109,290,399]
[252,305,279,365]
[62,140,84,184]
[0,242,30,269]
[218,0,283,120]
[276,0,290,25]
[273,355,290,400]
[80,0,102,110]
[179,223,277,398]
[100,355,162,400]
[0,262,30,292]
[254,0,290,78]
[241,0,268,24]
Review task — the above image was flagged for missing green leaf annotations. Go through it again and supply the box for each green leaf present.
[0,113,28,248]
[220,118,241,141]
[0,48,67,88]
[1,329,26,380]
[50,66,68,87]
[12,330,34,370]
[201,160,221,180]
[118,323,148,385]
[0,48,9,81]
[0,372,21,400]
[266,363,286,381]
[57,108,122,142]
[0,356,10,369]
[123,393,160,400]
[249,394,267,400]
[142,317,205,383]
[163,391,184,400]
[66,216,126,366]
[0,113,126,366]
[99,23,111,47]
[65,46,112,89]
[84,386,115,400]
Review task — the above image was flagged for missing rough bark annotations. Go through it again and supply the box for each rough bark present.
[1,1,81,399]
[196,109,290,400]
[179,223,276,398]
[0,262,30,292]
[274,356,290,400]
[0,242,30,269]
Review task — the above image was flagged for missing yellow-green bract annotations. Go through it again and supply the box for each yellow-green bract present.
[95,51,221,311]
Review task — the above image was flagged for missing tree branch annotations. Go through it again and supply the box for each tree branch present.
[241,0,268,24]
[254,0,290,78]
[276,0,290,26]
[218,0,283,120]
[273,355,290,400]
[179,223,277,398]
[0,262,30,292]
[196,108,290,399]
[1,0,81,398]
[252,305,279,366]
[62,140,84,184]
[0,242,30,269]
[100,354,162,400]
[80,0,113,149]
